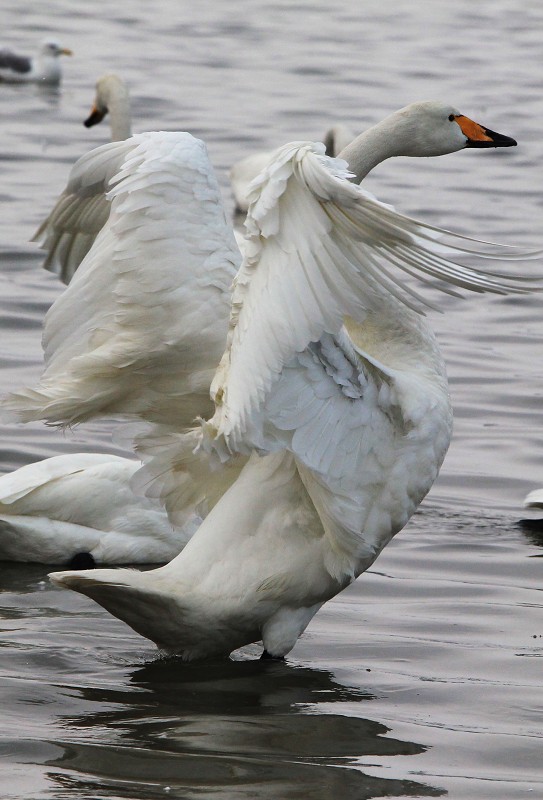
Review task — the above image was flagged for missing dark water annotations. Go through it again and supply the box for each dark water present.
[0,1,542,797]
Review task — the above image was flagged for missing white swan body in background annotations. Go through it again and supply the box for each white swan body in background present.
[230,122,353,212]
[5,132,240,435]
[34,74,132,283]
[524,489,543,509]
[44,102,536,660]
[0,453,197,565]
[0,40,72,84]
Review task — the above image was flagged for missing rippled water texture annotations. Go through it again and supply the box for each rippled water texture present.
[0,1,542,797]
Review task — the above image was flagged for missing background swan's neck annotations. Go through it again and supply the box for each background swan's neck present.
[107,91,132,141]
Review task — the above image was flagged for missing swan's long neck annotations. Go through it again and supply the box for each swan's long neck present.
[107,89,132,141]
[337,110,418,183]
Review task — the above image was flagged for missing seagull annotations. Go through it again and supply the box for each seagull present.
[0,40,72,84]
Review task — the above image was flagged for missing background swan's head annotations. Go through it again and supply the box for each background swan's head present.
[84,74,130,134]
[388,101,517,157]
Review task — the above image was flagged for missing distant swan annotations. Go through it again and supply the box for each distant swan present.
[0,40,72,84]
[230,123,353,212]
[37,102,536,661]
[0,453,197,565]
[82,73,132,141]
[33,74,132,283]
[523,489,543,509]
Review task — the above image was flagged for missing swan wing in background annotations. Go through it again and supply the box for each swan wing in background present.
[0,451,128,503]
[5,131,240,432]
[34,75,133,284]
[32,142,122,283]
[230,123,355,213]
[230,150,273,213]
[0,452,198,564]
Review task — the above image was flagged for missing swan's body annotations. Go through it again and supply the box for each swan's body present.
[0,453,197,565]
[5,132,240,433]
[524,489,543,509]
[44,102,535,660]
[0,41,72,84]
[34,74,132,283]
[230,123,353,212]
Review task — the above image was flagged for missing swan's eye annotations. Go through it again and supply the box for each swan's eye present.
[448,114,455,122]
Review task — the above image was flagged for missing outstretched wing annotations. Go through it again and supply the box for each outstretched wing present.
[209,140,538,450]
[4,131,240,430]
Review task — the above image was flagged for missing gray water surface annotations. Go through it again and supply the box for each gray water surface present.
[0,1,542,797]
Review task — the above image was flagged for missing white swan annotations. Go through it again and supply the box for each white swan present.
[42,102,536,661]
[0,453,198,565]
[34,74,132,284]
[0,40,72,84]
[524,489,543,509]
[230,123,353,212]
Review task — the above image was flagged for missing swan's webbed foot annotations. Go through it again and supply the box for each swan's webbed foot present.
[260,649,285,661]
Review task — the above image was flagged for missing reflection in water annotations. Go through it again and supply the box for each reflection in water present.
[45,658,443,799]
[517,517,543,548]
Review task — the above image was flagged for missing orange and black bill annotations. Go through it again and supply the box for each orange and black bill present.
[84,106,106,128]
[455,115,517,148]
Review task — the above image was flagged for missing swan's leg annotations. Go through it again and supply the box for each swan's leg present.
[261,602,323,659]
[260,649,285,661]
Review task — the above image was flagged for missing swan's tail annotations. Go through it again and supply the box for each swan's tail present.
[49,567,183,650]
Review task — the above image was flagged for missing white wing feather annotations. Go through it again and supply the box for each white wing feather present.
[5,132,240,430]
[265,331,451,573]
[210,141,538,449]
[180,139,538,574]
[33,140,132,284]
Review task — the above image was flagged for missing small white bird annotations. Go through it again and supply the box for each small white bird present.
[0,40,72,84]
[34,74,132,283]
[230,123,353,213]
[39,102,536,661]
[0,452,197,565]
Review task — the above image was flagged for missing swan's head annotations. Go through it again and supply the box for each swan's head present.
[84,73,128,129]
[390,101,517,157]
[39,41,73,59]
